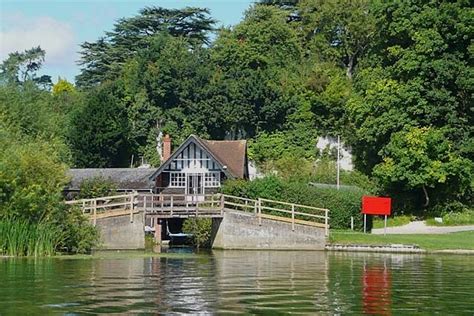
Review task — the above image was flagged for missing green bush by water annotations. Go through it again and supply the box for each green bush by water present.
[0,207,99,256]
[0,218,65,256]
[182,218,212,249]
[222,176,367,230]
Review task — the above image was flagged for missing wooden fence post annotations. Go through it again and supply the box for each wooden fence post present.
[129,193,134,223]
[93,199,97,226]
[170,195,174,216]
[291,204,295,231]
[258,198,262,226]
[220,194,225,215]
[325,209,329,237]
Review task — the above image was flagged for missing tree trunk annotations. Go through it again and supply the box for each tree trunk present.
[422,185,430,208]
[346,55,354,79]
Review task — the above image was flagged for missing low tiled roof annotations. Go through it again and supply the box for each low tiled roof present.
[66,168,158,190]
[201,139,247,178]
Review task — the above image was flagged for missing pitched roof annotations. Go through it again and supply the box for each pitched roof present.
[66,168,158,190]
[201,139,247,178]
[150,135,247,180]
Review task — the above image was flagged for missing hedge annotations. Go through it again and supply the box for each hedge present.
[222,176,367,230]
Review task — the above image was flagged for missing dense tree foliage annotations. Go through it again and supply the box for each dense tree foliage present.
[374,127,472,210]
[72,2,474,213]
[68,83,131,167]
[348,1,473,171]
[1,0,472,228]
[347,0,473,211]
[76,7,215,87]
[0,47,52,88]
[0,60,97,254]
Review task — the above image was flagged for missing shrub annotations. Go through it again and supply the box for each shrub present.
[373,215,413,229]
[78,177,117,199]
[182,218,212,249]
[427,208,474,226]
[222,176,284,199]
[54,206,100,253]
[281,183,366,230]
[430,201,471,217]
[440,210,474,226]
[0,133,69,222]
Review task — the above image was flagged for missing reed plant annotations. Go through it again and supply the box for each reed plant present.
[0,217,66,257]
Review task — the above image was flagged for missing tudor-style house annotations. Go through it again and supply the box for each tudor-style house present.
[150,134,248,199]
[65,134,248,199]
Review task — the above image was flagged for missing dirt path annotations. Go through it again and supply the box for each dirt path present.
[372,221,474,235]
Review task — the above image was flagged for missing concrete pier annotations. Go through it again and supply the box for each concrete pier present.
[95,211,145,249]
[211,210,326,250]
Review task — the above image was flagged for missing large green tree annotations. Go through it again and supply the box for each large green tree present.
[76,7,215,87]
[346,0,473,211]
[0,46,52,88]
[68,83,131,167]
[374,127,472,210]
[298,0,376,78]
[118,34,213,161]
[210,5,304,138]
[349,0,473,173]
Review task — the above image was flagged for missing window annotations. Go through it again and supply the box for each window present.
[170,172,186,187]
[204,172,220,187]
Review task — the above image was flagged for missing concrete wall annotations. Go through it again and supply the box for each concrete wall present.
[211,210,326,250]
[95,211,145,249]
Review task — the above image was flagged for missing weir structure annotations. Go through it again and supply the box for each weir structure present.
[65,193,330,250]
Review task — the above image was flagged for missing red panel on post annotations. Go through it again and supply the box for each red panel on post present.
[362,196,391,215]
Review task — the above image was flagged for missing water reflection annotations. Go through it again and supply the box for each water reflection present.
[328,252,474,314]
[362,264,391,315]
[0,252,473,314]
[213,251,330,314]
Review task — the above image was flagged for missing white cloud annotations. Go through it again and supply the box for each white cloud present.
[0,15,76,67]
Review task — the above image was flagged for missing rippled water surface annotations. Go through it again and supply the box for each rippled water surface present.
[1,250,473,314]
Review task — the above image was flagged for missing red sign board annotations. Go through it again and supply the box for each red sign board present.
[362,196,391,215]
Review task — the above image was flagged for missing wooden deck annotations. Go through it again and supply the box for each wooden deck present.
[66,193,330,236]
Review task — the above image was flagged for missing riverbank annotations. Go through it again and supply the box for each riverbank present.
[329,230,474,252]
[371,220,474,235]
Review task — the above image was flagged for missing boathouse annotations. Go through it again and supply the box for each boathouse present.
[150,134,248,198]
[66,134,248,198]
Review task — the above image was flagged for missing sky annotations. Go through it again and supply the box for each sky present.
[0,0,255,83]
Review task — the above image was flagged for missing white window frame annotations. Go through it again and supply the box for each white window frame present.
[204,172,221,188]
[169,172,186,188]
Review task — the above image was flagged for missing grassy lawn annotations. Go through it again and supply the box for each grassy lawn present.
[372,215,413,229]
[329,230,474,251]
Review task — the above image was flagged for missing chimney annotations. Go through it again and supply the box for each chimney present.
[162,134,171,162]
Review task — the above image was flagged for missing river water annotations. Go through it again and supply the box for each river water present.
[1,250,473,314]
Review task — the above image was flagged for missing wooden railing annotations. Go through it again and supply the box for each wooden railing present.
[66,193,330,236]
[221,195,330,236]
[139,194,223,217]
[65,193,139,225]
